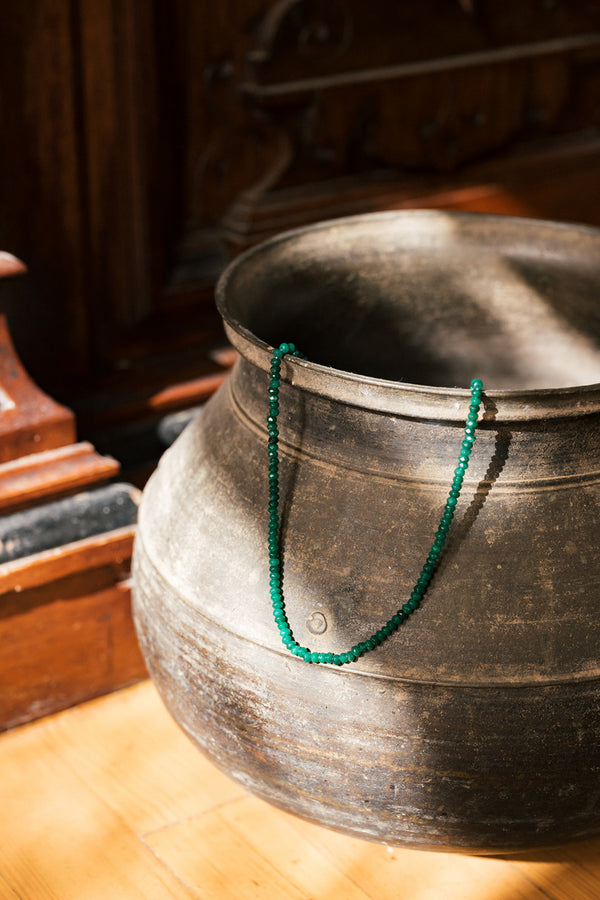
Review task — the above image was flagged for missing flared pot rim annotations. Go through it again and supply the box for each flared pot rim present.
[216,210,600,422]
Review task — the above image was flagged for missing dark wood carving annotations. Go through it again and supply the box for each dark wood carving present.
[177,0,600,259]
[1,0,600,443]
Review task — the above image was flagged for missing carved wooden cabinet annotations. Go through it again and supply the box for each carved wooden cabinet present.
[1,0,599,436]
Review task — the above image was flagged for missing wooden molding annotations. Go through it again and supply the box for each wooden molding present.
[0,527,145,731]
[0,441,119,515]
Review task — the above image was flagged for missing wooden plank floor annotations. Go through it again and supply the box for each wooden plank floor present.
[3,681,600,899]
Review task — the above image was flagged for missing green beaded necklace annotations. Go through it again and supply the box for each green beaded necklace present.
[267,342,484,666]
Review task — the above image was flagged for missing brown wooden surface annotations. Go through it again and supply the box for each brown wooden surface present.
[0,527,145,731]
[3,678,600,899]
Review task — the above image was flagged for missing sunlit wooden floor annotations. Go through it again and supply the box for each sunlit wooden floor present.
[3,680,600,899]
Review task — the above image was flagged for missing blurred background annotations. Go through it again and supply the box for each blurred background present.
[2,0,600,482]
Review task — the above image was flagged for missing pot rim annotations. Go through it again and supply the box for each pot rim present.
[216,210,600,422]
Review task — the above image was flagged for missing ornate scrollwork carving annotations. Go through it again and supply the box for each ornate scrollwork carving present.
[249,0,353,70]
[176,0,600,265]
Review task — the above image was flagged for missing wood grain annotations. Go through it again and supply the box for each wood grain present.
[0,441,119,514]
[2,680,600,899]
[0,528,145,731]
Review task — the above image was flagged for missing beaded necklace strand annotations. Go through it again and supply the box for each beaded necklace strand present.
[267,342,484,666]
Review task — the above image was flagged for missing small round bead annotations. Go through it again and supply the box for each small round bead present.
[272,348,283,358]
[471,378,483,391]
[278,343,290,354]
[309,652,320,664]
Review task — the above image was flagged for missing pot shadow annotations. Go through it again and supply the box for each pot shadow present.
[447,395,512,550]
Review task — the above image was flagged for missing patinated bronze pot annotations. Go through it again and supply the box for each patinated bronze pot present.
[133,211,600,853]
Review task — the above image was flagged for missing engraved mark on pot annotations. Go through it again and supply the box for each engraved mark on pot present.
[306,611,327,634]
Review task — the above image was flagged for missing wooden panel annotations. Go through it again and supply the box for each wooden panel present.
[178,0,600,257]
[0,528,144,731]
[0,0,89,379]
[3,1,600,396]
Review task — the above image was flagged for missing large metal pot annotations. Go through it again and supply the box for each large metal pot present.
[132,211,600,853]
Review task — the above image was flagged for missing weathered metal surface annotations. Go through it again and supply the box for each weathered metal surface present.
[133,211,600,852]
